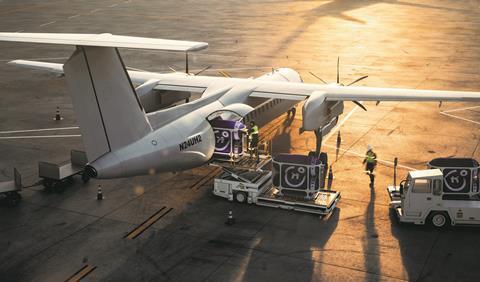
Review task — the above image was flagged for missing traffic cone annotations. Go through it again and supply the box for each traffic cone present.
[327,166,334,189]
[225,210,235,225]
[54,106,63,121]
[97,185,103,200]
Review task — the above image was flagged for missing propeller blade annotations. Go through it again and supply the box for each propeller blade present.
[194,65,212,76]
[347,75,368,86]
[353,101,367,111]
[376,101,380,106]
[308,71,327,84]
[126,66,147,72]
[218,70,231,78]
[337,57,340,84]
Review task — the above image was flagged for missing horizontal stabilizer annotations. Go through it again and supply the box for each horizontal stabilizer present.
[8,60,63,74]
[0,33,208,52]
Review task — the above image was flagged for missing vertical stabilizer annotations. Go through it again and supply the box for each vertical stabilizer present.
[63,46,152,161]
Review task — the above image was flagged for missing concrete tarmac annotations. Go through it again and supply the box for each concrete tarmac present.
[1,0,480,281]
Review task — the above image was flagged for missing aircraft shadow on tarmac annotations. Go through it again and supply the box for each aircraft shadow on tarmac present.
[271,0,468,56]
[390,204,480,281]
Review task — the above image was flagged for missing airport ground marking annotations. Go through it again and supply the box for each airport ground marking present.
[190,167,222,190]
[125,206,173,239]
[39,21,56,27]
[65,264,97,282]
[439,111,480,126]
[0,56,69,62]
[324,104,360,143]
[0,134,81,139]
[441,105,480,113]
[323,144,416,171]
[0,126,79,134]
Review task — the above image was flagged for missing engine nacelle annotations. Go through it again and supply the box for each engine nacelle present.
[302,92,344,132]
[86,114,216,179]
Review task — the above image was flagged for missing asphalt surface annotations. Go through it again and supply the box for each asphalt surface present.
[1,0,480,281]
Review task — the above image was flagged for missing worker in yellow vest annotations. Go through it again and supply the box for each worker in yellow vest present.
[249,121,259,162]
[363,145,377,187]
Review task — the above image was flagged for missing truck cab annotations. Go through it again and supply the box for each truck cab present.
[389,169,447,227]
[389,166,480,228]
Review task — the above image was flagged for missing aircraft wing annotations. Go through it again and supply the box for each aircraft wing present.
[250,83,480,102]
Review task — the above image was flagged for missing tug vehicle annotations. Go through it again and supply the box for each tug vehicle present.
[388,158,480,228]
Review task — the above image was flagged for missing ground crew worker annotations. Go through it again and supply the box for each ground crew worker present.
[249,121,259,162]
[232,120,246,155]
[363,145,377,187]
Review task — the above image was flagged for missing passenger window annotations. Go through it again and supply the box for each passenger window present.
[412,179,431,193]
[432,179,442,195]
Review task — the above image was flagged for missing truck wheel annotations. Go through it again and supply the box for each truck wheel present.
[54,182,66,194]
[429,212,450,228]
[235,192,247,203]
[6,192,21,207]
[43,179,55,190]
[66,176,74,185]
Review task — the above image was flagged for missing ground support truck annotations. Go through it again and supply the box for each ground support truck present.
[388,158,480,228]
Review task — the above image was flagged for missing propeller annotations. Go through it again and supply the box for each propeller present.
[218,70,232,78]
[309,57,368,111]
[347,75,368,86]
[169,53,212,76]
[308,71,327,84]
[126,66,148,72]
[194,65,212,75]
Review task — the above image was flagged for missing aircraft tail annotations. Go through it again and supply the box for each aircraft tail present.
[63,46,152,161]
[0,32,208,162]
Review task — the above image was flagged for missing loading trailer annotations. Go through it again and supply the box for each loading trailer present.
[212,153,340,216]
[39,150,90,193]
[0,168,22,207]
[388,158,480,228]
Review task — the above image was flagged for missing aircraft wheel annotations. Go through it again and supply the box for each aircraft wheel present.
[235,192,247,203]
[81,172,90,183]
[429,212,450,228]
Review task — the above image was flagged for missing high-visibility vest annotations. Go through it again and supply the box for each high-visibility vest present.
[251,125,259,135]
[365,151,376,163]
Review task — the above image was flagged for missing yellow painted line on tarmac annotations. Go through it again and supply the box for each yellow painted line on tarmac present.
[125,206,173,240]
[65,264,97,282]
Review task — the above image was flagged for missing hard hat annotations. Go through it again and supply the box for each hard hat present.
[367,145,372,150]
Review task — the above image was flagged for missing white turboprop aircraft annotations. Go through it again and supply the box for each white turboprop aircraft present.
[1,33,480,179]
